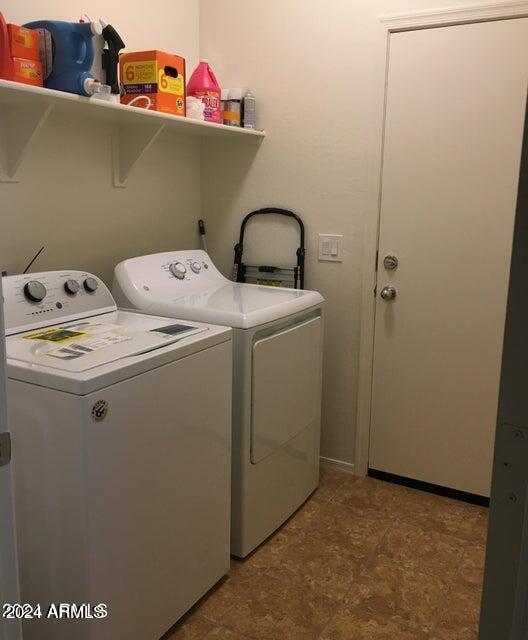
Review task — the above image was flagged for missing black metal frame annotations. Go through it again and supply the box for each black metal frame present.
[232,207,306,289]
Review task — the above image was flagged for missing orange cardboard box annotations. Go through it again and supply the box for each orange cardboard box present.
[8,24,40,61]
[120,50,186,116]
[13,57,42,87]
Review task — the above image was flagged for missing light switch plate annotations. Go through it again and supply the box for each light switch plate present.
[318,234,343,262]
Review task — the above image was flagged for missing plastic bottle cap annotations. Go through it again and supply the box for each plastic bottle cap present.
[84,78,111,96]
[228,88,244,100]
[199,58,209,64]
[90,20,103,36]
[83,78,97,95]
[221,89,229,101]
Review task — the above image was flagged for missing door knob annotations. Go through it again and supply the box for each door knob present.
[383,255,399,270]
[380,285,397,301]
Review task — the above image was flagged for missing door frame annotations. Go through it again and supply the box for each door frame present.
[354,0,528,477]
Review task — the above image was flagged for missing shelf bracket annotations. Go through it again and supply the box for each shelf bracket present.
[0,102,53,182]
[112,122,165,188]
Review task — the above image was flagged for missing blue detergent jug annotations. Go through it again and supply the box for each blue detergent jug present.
[23,20,102,96]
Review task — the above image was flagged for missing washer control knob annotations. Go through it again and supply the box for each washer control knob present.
[169,262,187,280]
[24,280,47,302]
[190,261,201,274]
[83,277,99,293]
[64,279,80,295]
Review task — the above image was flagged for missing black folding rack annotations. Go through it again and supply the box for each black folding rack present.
[232,208,305,289]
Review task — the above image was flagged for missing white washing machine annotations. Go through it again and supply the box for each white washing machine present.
[3,270,232,640]
[113,250,324,557]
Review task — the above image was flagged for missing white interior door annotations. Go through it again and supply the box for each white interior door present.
[0,277,22,640]
[369,18,528,497]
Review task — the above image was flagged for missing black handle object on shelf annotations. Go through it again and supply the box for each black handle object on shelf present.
[233,207,305,289]
[101,23,125,95]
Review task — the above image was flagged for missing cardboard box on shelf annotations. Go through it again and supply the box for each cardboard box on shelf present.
[120,50,186,116]
[0,13,43,87]
[12,57,42,86]
[7,24,40,61]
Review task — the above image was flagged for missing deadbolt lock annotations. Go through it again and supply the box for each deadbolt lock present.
[383,255,399,270]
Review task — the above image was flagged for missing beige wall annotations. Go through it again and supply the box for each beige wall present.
[198,0,488,467]
[0,0,200,283]
[1,0,504,468]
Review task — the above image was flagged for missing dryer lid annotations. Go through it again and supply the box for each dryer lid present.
[163,281,323,328]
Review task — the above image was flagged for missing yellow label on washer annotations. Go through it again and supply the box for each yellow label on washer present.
[23,328,91,343]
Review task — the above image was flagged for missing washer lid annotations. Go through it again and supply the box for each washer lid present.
[6,311,207,374]
[146,282,324,329]
[6,309,231,395]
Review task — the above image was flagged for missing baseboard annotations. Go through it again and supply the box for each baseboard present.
[368,468,490,507]
[319,456,355,475]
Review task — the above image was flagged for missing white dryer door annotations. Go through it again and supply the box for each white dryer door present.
[251,316,322,464]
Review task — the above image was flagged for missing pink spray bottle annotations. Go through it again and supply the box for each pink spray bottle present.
[187,59,221,123]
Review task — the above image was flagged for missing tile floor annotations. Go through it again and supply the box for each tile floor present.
[166,468,488,640]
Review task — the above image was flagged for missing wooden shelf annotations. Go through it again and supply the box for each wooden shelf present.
[0,79,265,187]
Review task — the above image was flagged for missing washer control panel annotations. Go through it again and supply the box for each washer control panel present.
[3,271,116,336]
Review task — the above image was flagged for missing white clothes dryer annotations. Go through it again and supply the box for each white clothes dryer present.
[113,250,324,557]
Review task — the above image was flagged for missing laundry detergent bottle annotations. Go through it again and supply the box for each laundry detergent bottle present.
[187,59,221,123]
[23,19,102,96]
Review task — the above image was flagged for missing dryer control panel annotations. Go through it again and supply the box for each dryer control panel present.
[163,253,215,283]
[158,251,223,283]
[3,271,116,336]
[114,250,229,302]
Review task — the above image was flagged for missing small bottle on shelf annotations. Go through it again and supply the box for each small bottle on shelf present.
[242,90,256,129]
[225,88,243,127]
[221,89,230,124]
